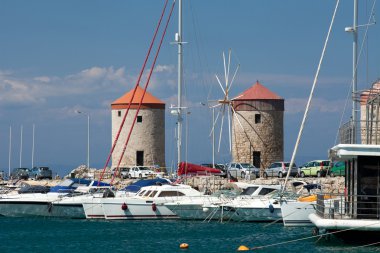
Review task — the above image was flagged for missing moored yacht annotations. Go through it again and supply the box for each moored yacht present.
[97,184,203,220]
[0,178,107,218]
[166,183,281,221]
[220,192,282,222]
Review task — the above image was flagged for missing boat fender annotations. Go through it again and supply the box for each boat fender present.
[121,202,128,211]
[179,243,189,249]
[269,204,274,213]
[47,203,53,213]
[152,203,157,212]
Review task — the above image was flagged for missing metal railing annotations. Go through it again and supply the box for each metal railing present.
[316,193,380,220]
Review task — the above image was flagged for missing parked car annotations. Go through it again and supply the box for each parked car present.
[10,168,29,180]
[128,166,154,179]
[227,163,260,178]
[263,162,298,178]
[28,167,53,180]
[329,161,345,177]
[120,167,130,179]
[299,160,330,178]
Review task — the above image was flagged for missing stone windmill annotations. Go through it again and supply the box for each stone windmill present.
[111,85,166,169]
[231,81,284,170]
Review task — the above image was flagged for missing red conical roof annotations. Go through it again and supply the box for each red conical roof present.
[233,81,282,100]
[111,85,165,109]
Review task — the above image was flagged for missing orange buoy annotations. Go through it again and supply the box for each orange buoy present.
[237,245,250,251]
[180,243,189,249]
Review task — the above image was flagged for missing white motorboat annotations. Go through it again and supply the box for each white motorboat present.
[280,182,325,227]
[0,179,108,218]
[93,184,203,220]
[50,187,113,219]
[221,196,282,222]
[166,183,281,221]
[82,178,173,219]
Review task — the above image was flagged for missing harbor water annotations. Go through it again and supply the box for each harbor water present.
[0,217,379,253]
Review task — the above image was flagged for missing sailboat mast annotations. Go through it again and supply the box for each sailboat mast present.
[352,0,358,144]
[177,0,183,165]
[8,126,11,177]
[32,124,35,168]
[19,125,23,168]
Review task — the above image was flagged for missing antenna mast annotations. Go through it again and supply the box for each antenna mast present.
[352,0,358,144]
[177,0,183,166]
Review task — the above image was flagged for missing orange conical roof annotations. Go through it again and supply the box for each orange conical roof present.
[111,85,165,109]
[233,81,282,100]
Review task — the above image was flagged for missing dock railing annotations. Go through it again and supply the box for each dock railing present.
[316,193,380,220]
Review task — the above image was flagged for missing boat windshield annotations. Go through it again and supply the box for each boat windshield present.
[143,190,152,197]
[240,187,259,196]
[57,179,74,187]
[158,191,185,197]
[149,191,158,197]
[258,188,277,196]
[137,190,146,196]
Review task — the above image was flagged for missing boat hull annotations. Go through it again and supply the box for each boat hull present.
[223,206,282,222]
[166,203,221,220]
[0,201,54,217]
[281,200,316,226]
[101,198,177,220]
[50,203,85,219]
[310,213,380,231]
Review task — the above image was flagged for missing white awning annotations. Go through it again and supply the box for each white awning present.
[329,144,380,160]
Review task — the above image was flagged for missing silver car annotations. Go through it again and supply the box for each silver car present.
[227,163,260,178]
[263,162,298,178]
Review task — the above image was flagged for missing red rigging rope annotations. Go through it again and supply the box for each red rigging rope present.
[111,0,176,185]
[97,0,170,184]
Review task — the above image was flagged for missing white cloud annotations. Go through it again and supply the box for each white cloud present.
[154,64,174,73]
[0,66,131,107]
[34,76,51,83]
[66,66,128,87]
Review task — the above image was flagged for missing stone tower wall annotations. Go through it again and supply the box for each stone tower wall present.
[111,108,165,168]
[232,109,283,171]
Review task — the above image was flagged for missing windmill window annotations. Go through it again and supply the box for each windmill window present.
[118,111,121,117]
[137,116,142,123]
[255,114,261,124]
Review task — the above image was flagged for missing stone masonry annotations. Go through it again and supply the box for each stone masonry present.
[111,108,165,168]
[232,109,283,171]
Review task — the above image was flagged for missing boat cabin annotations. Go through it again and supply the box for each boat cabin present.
[134,184,202,199]
[325,144,380,219]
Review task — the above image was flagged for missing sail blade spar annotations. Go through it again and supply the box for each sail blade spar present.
[207,49,240,154]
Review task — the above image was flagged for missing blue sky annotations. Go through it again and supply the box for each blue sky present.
[0,1,379,176]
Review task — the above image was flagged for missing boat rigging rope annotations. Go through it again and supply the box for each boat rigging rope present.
[334,0,377,145]
[110,0,176,185]
[282,0,340,193]
[97,0,170,184]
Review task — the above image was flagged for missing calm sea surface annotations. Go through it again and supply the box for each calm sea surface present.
[1,217,380,253]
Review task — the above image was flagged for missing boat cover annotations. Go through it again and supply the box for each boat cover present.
[121,178,171,193]
[177,162,222,176]
[50,178,110,193]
